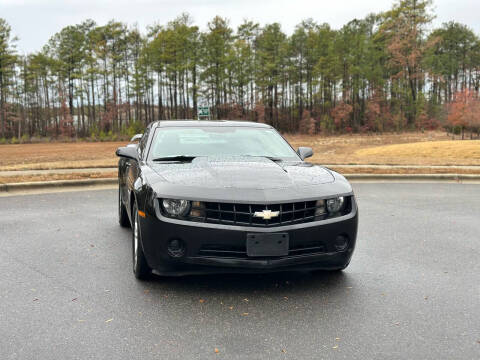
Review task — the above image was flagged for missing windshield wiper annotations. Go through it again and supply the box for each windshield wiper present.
[244,155,284,162]
[152,155,197,162]
[264,156,283,162]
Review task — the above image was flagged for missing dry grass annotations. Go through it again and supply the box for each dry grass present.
[0,131,479,172]
[285,131,463,165]
[0,171,117,184]
[353,140,480,166]
[0,142,125,171]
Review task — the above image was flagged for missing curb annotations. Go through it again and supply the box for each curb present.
[0,178,117,192]
[1,174,479,193]
[344,174,480,181]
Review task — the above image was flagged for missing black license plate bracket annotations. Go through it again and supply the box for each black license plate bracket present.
[246,233,289,257]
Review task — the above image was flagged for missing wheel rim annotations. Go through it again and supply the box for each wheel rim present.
[133,212,139,272]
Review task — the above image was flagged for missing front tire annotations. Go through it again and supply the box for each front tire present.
[118,185,130,228]
[132,202,151,280]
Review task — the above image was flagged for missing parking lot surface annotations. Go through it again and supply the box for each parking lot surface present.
[1,183,479,359]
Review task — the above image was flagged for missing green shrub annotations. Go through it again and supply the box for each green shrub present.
[99,130,107,141]
[10,136,18,144]
[319,114,334,134]
[0,137,6,145]
[88,125,100,141]
[126,121,145,138]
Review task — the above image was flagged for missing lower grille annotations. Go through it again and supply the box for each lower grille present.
[198,242,327,259]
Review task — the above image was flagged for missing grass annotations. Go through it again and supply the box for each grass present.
[285,131,472,165]
[0,142,124,171]
[353,140,480,166]
[0,131,479,176]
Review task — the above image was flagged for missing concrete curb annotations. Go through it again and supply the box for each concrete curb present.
[1,174,480,193]
[0,178,117,192]
[344,173,480,181]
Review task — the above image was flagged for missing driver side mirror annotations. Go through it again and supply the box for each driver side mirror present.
[116,146,138,161]
[297,147,313,160]
[130,133,143,142]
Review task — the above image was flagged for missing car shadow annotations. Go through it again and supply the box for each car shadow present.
[145,269,351,298]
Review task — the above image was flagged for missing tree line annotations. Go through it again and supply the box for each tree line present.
[0,0,479,141]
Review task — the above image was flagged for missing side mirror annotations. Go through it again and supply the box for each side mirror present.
[297,147,313,160]
[130,133,143,142]
[116,146,138,161]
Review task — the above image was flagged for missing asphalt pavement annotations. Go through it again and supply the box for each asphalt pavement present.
[0,183,479,360]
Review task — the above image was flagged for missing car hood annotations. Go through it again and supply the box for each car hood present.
[150,157,333,189]
[145,157,352,203]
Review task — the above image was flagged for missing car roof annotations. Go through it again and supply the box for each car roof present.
[153,120,272,129]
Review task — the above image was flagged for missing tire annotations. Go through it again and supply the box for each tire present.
[118,185,130,228]
[132,202,152,280]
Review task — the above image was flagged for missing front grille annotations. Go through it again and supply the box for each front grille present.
[190,200,325,227]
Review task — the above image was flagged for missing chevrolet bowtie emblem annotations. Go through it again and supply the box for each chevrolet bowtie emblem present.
[253,209,280,220]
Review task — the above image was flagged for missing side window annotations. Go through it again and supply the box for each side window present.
[138,127,150,159]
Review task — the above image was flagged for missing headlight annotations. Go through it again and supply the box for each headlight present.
[161,199,191,217]
[326,196,345,213]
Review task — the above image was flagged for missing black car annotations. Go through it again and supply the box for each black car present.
[116,120,358,279]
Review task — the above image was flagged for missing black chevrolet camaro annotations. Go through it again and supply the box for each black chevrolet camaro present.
[116,121,358,279]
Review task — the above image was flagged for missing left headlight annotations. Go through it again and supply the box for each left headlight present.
[161,199,191,217]
[326,196,345,213]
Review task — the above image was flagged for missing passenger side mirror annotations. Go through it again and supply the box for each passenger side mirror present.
[297,147,313,160]
[130,133,143,142]
[116,146,138,161]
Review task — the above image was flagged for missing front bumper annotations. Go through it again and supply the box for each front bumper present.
[139,200,358,276]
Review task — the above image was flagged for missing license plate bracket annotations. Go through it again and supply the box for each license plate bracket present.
[246,233,289,257]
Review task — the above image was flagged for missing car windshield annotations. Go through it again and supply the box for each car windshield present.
[148,126,300,160]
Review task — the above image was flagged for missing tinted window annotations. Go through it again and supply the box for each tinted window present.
[149,127,299,160]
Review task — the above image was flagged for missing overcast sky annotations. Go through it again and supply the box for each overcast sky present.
[1,0,479,54]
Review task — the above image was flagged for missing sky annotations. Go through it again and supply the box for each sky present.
[1,0,479,54]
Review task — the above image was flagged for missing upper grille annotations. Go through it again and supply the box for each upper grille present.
[189,200,325,227]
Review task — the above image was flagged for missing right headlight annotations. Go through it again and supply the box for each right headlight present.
[326,196,345,213]
[161,198,191,217]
